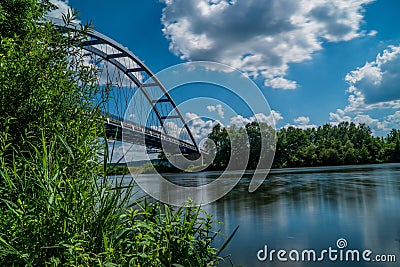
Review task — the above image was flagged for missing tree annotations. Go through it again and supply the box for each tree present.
[205,123,230,169]
[0,0,101,160]
[383,129,400,162]
[206,121,400,170]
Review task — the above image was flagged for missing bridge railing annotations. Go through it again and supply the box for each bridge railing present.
[105,115,198,153]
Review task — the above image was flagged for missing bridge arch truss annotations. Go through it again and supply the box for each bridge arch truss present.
[52,18,199,155]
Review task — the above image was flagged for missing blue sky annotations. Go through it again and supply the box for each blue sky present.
[51,0,400,137]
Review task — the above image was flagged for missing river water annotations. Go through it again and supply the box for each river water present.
[114,163,400,266]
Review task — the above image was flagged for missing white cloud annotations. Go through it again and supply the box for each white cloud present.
[386,110,400,125]
[285,115,316,129]
[264,77,297,90]
[329,45,400,135]
[293,116,310,125]
[161,0,374,89]
[230,111,283,127]
[108,141,150,163]
[368,30,378,36]
[229,115,250,126]
[164,121,180,138]
[206,106,216,112]
[183,110,283,142]
[207,104,225,118]
[185,112,219,142]
[328,113,385,133]
[343,45,400,112]
[329,110,351,123]
[352,114,385,130]
[48,1,78,21]
[329,109,400,134]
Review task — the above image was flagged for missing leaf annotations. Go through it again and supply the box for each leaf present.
[216,225,239,257]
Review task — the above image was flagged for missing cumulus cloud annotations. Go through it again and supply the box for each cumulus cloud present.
[352,114,385,130]
[329,110,400,134]
[161,0,374,89]
[183,110,283,142]
[343,45,400,111]
[285,115,316,129]
[108,141,149,163]
[185,112,220,142]
[329,110,351,123]
[48,1,73,19]
[164,121,180,138]
[230,110,283,127]
[207,104,225,118]
[264,77,297,90]
[368,30,378,37]
[386,110,400,125]
[330,45,400,134]
[293,116,310,125]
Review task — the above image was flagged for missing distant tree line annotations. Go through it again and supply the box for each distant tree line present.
[204,121,400,170]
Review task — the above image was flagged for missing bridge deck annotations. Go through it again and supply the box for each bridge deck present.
[105,118,199,154]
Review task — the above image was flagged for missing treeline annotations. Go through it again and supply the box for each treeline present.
[205,121,400,170]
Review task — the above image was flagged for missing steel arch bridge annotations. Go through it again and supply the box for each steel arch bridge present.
[52,18,200,156]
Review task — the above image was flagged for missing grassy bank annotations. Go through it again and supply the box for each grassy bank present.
[0,138,231,265]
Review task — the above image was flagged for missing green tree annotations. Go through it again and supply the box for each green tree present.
[205,123,230,169]
[0,0,101,161]
[245,122,276,170]
[383,129,400,162]
[206,121,400,170]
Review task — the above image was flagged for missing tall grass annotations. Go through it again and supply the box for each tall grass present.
[0,2,236,265]
[0,131,234,266]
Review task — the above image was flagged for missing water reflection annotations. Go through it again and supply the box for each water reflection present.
[203,164,400,267]
[115,163,400,267]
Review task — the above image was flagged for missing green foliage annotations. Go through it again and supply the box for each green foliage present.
[382,129,400,162]
[0,0,101,163]
[0,138,229,265]
[0,0,54,38]
[115,201,227,267]
[0,1,233,266]
[0,134,117,265]
[274,122,389,168]
[207,121,400,170]
[205,122,276,170]
[106,165,130,176]
[205,124,230,169]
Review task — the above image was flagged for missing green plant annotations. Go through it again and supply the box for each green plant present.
[114,200,235,267]
[0,1,236,266]
[0,134,234,265]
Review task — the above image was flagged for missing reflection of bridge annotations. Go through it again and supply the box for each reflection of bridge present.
[53,18,199,155]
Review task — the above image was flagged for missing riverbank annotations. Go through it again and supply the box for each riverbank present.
[110,161,400,176]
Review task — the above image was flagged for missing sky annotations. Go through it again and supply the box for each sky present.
[49,0,400,137]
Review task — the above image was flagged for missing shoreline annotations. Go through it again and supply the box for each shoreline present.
[108,162,400,176]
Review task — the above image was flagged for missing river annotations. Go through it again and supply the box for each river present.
[113,163,400,266]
